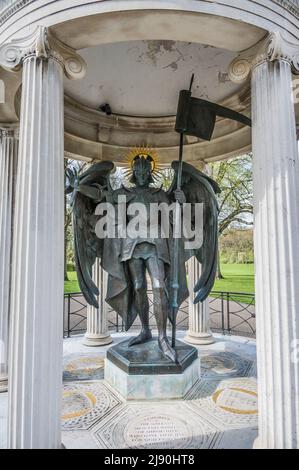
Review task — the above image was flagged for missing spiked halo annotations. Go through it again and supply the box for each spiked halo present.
[123,145,162,183]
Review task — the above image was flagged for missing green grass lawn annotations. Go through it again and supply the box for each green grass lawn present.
[64,271,80,294]
[65,263,255,295]
[212,263,254,294]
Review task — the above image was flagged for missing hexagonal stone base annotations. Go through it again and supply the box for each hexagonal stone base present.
[104,337,200,400]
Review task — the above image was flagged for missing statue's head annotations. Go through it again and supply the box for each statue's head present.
[125,146,159,187]
[131,154,154,187]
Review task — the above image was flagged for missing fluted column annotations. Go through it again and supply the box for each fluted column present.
[0,128,18,393]
[252,58,299,449]
[184,257,214,345]
[0,26,86,449]
[230,32,299,449]
[8,45,64,451]
[83,260,112,346]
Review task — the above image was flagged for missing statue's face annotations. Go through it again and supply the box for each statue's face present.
[132,157,152,187]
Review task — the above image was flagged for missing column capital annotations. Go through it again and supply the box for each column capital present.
[0,25,86,80]
[229,32,299,84]
[0,127,19,139]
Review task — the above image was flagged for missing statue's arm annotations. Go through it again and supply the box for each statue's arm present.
[66,162,114,203]
[66,168,106,202]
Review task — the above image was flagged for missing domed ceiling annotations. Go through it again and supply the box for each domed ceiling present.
[64,40,243,117]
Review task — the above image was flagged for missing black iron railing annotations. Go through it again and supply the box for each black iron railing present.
[63,291,189,337]
[64,293,87,337]
[64,290,256,339]
[209,291,255,338]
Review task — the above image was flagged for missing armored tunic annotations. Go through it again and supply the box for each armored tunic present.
[113,185,172,264]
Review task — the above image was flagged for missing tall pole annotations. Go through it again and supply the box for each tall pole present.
[171,74,194,348]
[171,132,184,348]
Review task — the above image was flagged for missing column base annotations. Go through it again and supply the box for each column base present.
[253,436,263,449]
[82,333,113,347]
[0,376,8,393]
[184,330,215,345]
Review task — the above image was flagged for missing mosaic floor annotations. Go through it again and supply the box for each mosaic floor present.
[0,332,257,449]
[61,331,258,449]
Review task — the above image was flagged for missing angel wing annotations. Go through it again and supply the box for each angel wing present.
[66,161,114,308]
[169,161,220,303]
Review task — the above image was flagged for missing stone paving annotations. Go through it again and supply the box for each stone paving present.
[0,331,257,449]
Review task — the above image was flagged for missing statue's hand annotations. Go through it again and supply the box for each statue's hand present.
[93,183,108,201]
[174,189,186,204]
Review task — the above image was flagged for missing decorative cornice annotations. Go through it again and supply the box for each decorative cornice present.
[0,0,298,26]
[0,1,31,26]
[229,32,299,83]
[272,0,299,19]
[63,86,251,147]
[0,26,86,80]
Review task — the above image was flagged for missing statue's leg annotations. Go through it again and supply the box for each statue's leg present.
[146,257,177,363]
[127,258,152,346]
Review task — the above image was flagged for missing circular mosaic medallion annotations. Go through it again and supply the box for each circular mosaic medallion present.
[123,414,193,449]
[201,352,252,378]
[212,387,258,415]
[62,383,122,430]
[63,355,104,381]
[62,390,96,420]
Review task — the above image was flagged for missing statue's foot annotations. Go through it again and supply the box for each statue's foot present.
[158,337,177,363]
[128,329,152,347]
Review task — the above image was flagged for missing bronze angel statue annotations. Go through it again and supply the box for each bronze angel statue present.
[66,147,220,363]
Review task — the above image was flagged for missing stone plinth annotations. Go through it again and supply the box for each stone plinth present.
[104,338,200,400]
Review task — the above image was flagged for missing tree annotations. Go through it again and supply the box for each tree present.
[210,154,253,278]
[156,167,174,191]
[220,228,254,264]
